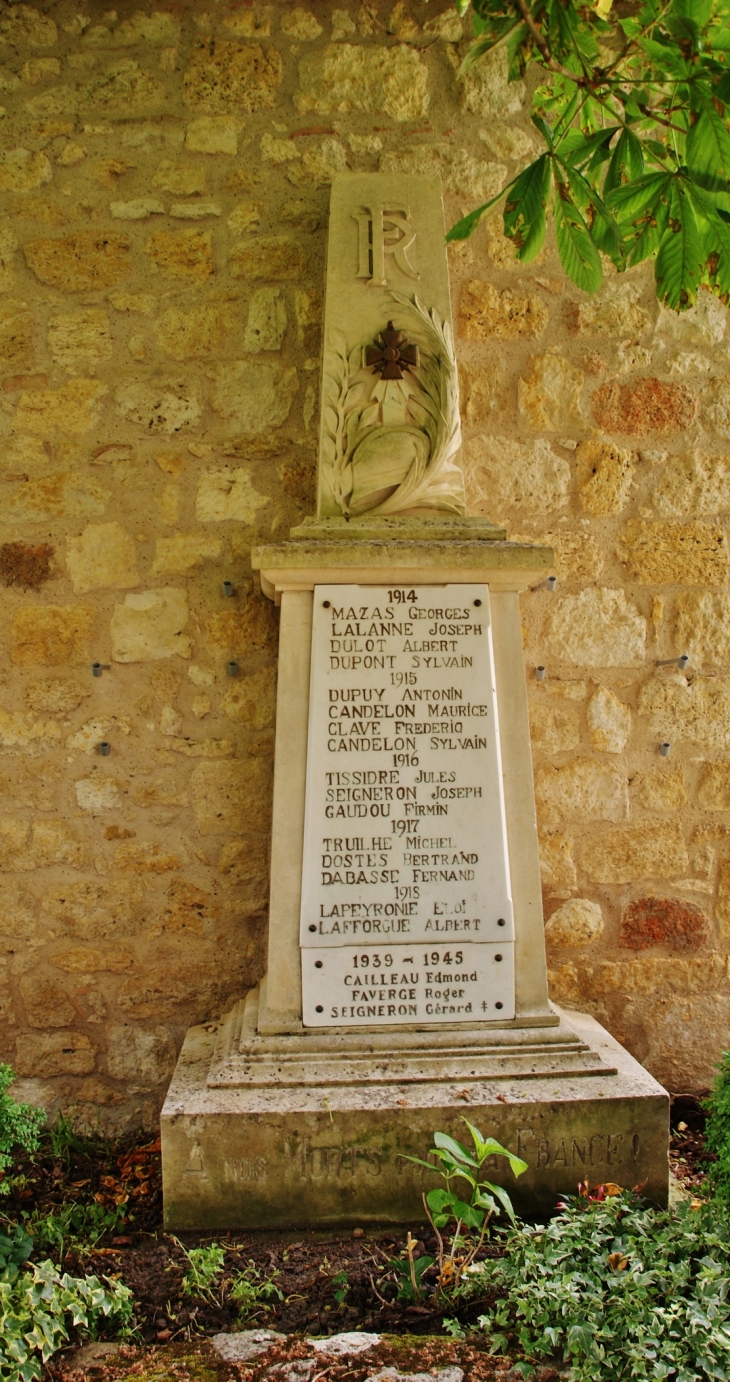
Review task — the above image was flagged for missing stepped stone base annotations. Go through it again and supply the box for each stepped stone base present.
[161,1003,669,1229]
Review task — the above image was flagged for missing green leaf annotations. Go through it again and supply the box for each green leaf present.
[483,1179,520,1221]
[433,1131,478,1166]
[553,177,603,293]
[603,128,645,196]
[655,180,704,308]
[503,153,551,263]
[446,179,515,242]
[686,98,730,193]
[687,180,730,295]
[607,171,673,221]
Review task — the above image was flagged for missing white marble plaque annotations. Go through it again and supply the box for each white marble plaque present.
[302,942,515,1028]
[300,584,515,1028]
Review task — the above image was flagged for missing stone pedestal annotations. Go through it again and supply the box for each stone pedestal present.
[161,528,669,1228]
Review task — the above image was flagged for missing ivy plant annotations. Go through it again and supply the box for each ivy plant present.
[0,1067,44,1195]
[447,0,730,310]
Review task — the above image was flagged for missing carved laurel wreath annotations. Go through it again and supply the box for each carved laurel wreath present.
[321,292,465,517]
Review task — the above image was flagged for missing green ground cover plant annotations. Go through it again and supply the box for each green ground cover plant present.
[704,1048,730,1201]
[0,1067,44,1195]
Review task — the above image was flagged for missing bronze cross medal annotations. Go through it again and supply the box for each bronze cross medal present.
[365,321,420,380]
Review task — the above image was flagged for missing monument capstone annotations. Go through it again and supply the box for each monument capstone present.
[161,174,669,1228]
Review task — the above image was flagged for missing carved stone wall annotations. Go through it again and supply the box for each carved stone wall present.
[0,0,725,1127]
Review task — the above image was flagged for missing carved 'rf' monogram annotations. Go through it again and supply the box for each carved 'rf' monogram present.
[353,204,419,286]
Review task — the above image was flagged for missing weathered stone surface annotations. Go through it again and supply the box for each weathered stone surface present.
[110,197,165,220]
[587,685,631,754]
[154,304,233,361]
[632,767,687,812]
[66,522,138,594]
[221,668,276,730]
[185,117,240,155]
[114,841,181,873]
[580,820,689,884]
[130,774,187,807]
[115,378,202,434]
[0,6,57,48]
[151,533,222,577]
[110,589,191,662]
[715,862,730,940]
[675,590,730,666]
[545,898,603,947]
[25,675,89,715]
[75,775,121,812]
[206,595,277,653]
[459,281,548,340]
[0,149,51,193]
[517,354,584,433]
[296,44,428,122]
[81,60,167,117]
[576,440,635,515]
[184,41,282,114]
[229,235,307,280]
[545,589,646,667]
[535,758,627,823]
[208,363,298,433]
[153,160,206,196]
[0,472,107,523]
[0,817,83,870]
[190,757,272,834]
[196,468,269,523]
[85,11,180,47]
[24,231,131,291]
[0,302,34,371]
[145,227,214,281]
[616,518,727,586]
[654,452,730,518]
[0,709,61,753]
[379,145,504,202]
[47,308,112,368]
[66,716,131,756]
[465,437,569,515]
[639,676,730,749]
[698,762,730,810]
[106,1024,176,1085]
[20,976,76,1029]
[244,288,287,353]
[453,44,523,119]
[593,378,696,434]
[13,378,107,435]
[621,896,710,951]
[538,830,577,888]
[282,8,323,39]
[11,605,94,666]
[15,1032,95,1078]
[569,281,651,338]
[528,699,580,755]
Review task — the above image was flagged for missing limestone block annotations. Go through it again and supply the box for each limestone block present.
[587,686,631,754]
[244,288,287,353]
[620,896,710,950]
[196,467,269,523]
[465,437,569,515]
[114,841,181,872]
[0,225,17,293]
[41,877,144,938]
[528,699,580,754]
[512,528,603,582]
[0,472,107,523]
[206,596,277,653]
[23,231,131,291]
[716,861,730,939]
[222,12,271,37]
[145,227,214,281]
[459,281,548,339]
[85,12,180,47]
[617,518,727,586]
[282,8,323,39]
[208,362,298,433]
[675,590,730,666]
[169,201,222,220]
[154,304,234,361]
[655,452,730,518]
[185,117,240,155]
[110,198,165,220]
[153,160,205,195]
[379,146,504,201]
[66,522,138,594]
[545,897,603,947]
[221,667,276,730]
[0,149,52,192]
[0,818,83,871]
[261,133,299,164]
[160,705,183,737]
[535,757,628,823]
[698,762,730,810]
[190,757,272,834]
[569,281,651,337]
[66,716,131,754]
[111,589,191,663]
[0,6,57,47]
[592,378,696,434]
[47,307,112,369]
[0,301,34,371]
[0,708,61,753]
[517,354,584,432]
[106,1024,176,1085]
[11,605,94,666]
[151,533,223,577]
[632,768,687,812]
[228,201,264,234]
[453,45,523,118]
[15,1032,95,1078]
[13,378,107,435]
[75,775,121,811]
[184,41,282,113]
[20,976,75,1028]
[229,235,308,280]
[656,292,726,347]
[545,588,646,667]
[81,61,167,117]
[539,829,578,889]
[296,44,428,121]
[580,820,689,884]
[109,291,156,315]
[115,378,202,434]
[575,440,635,515]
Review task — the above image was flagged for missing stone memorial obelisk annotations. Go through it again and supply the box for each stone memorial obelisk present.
[161,175,669,1228]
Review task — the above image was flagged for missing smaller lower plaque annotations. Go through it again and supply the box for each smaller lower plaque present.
[301,942,514,1028]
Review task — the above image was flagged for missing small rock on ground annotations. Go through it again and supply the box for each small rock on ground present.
[309,1333,382,1355]
[212,1330,286,1362]
[368,1371,464,1382]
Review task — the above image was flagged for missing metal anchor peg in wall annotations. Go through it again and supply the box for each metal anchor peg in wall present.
[365,321,420,380]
